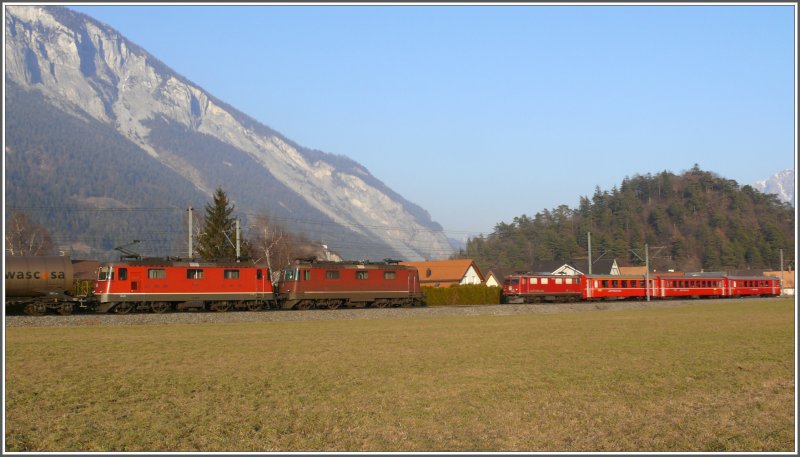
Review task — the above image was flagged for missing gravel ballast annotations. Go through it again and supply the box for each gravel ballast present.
[5,298,771,328]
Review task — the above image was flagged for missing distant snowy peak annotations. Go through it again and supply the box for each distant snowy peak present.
[753,169,795,207]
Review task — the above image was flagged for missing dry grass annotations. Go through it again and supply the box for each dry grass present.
[4,298,795,452]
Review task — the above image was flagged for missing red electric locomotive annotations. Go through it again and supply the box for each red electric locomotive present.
[276,258,425,309]
[94,258,275,313]
[502,274,582,303]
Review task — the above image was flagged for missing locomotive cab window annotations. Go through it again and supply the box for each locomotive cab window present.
[98,266,113,281]
[148,268,166,279]
[284,269,298,281]
[224,270,240,279]
[187,269,204,279]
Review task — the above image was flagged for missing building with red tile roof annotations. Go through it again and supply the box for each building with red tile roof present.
[400,259,485,287]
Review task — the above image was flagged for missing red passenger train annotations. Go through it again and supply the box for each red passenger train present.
[503,272,781,303]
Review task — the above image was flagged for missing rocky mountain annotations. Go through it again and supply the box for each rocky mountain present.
[4,5,453,261]
[753,169,794,207]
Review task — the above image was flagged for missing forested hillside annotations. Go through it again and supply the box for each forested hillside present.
[457,166,794,276]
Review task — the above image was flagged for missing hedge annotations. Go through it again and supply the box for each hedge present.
[422,284,501,306]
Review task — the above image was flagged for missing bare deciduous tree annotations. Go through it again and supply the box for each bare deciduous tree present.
[247,214,296,280]
[5,211,54,256]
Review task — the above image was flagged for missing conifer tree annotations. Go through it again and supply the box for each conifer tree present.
[197,187,237,260]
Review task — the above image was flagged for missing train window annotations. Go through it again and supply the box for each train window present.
[303,270,311,281]
[224,270,240,279]
[511,278,519,285]
[566,278,573,285]
[187,269,204,279]
[148,268,166,279]
[98,267,113,281]
[257,270,263,280]
[621,280,628,288]
[639,280,646,288]
[531,278,537,285]
[284,269,297,281]
[612,280,619,288]
[575,277,580,284]
[384,271,397,280]
[555,278,563,285]
[541,278,549,285]
[602,280,609,288]
[356,271,369,280]
[118,268,128,280]
[326,270,340,279]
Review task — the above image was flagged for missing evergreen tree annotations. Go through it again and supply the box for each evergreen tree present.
[197,187,237,260]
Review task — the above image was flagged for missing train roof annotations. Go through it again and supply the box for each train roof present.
[105,258,267,268]
[286,258,416,270]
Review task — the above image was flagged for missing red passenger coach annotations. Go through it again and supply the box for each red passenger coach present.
[94,259,274,313]
[502,274,583,303]
[654,274,726,299]
[725,275,781,298]
[583,275,655,300]
[276,259,425,309]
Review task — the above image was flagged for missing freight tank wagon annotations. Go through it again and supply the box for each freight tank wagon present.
[5,255,84,315]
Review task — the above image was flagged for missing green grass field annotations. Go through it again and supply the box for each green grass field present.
[5,298,795,452]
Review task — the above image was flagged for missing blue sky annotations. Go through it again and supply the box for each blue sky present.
[68,4,796,237]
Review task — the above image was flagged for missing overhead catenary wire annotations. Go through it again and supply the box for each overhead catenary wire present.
[7,206,476,259]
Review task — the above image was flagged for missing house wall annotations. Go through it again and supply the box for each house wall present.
[459,266,483,285]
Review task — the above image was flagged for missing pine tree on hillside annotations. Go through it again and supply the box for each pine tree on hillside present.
[197,187,237,261]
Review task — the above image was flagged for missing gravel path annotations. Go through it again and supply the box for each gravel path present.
[5,298,771,328]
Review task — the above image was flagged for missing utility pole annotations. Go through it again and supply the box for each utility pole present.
[187,206,193,259]
[780,248,784,296]
[587,232,592,275]
[645,243,650,302]
[235,218,241,261]
[630,243,655,302]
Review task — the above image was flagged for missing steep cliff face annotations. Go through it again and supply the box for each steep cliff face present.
[5,5,453,260]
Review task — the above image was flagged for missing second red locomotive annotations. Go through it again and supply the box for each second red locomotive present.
[276,258,425,309]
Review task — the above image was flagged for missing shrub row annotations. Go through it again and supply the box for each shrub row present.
[422,284,501,306]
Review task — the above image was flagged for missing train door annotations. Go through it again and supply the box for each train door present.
[115,266,131,292]
[255,268,265,298]
[408,270,418,296]
[129,268,141,293]
[585,277,593,299]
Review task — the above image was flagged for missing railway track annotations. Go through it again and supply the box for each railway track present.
[5,297,784,328]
